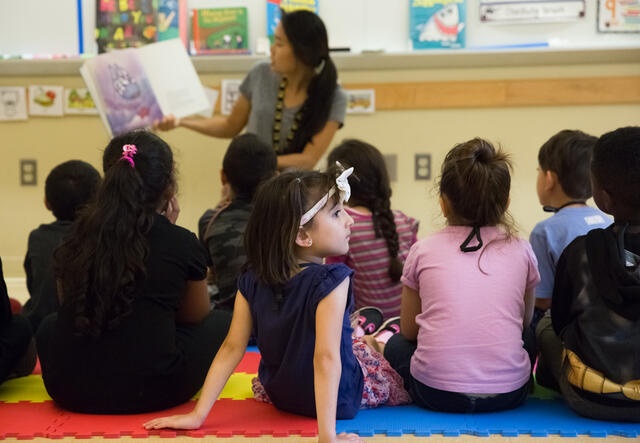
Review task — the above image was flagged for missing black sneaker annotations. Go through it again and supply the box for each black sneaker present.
[373,316,401,345]
[352,306,383,338]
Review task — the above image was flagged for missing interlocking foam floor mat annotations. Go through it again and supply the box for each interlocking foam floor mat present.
[1,351,639,439]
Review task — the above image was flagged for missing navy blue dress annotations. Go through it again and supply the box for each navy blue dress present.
[239,263,364,419]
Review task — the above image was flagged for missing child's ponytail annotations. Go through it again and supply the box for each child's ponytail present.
[328,140,402,282]
[54,131,175,338]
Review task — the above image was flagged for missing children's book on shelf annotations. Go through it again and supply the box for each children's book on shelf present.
[158,0,188,46]
[95,0,159,53]
[190,7,249,55]
[267,0,319,43]
[80,39,209,137]
[409,0,466,49]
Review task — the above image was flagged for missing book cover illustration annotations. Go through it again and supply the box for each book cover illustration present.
[64,88,99,115]
[267,0,319,43]
[0,87,28,121]
[191,8,249,55]
[158,0,188,45]
[410,0,466,49]
[94,51,163,135]
[598,0,640,32]
[28,86,64,117]
[96,0,158,53]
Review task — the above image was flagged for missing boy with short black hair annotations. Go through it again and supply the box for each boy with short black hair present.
[530,130,610,320]
[536,126,640,421]
[23,160,101,330]
[198,134,277,311]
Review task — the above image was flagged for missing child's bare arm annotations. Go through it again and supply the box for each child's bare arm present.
[314,277,348,443]
[144,292,252,430]
[400,286,421,341]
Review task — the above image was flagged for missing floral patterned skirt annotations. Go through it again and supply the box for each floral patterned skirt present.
[252,338,410,408]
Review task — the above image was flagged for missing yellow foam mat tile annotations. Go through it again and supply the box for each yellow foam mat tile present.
[192,372,256,401]
[0,375,52,403]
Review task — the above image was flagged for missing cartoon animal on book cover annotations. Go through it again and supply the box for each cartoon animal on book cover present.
[418,4,464,43]
[109,64,141,100]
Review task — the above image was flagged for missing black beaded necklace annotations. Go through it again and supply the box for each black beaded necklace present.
[272,78,304,154]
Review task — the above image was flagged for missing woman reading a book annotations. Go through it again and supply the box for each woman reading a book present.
[153,10,346,170]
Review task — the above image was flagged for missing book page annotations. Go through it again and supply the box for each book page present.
[137,39,209,118]
[80,61,114,136]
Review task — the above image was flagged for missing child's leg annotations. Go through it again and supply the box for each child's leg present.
[0,314,35,383]
[352,338,411,408]
[535,313,562,390]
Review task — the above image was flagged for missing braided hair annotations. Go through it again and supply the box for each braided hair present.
[328,139,402,282]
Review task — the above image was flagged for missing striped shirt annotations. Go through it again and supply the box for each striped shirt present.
[327,207,419,318]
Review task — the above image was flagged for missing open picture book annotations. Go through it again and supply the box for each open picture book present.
[80,39,209,137]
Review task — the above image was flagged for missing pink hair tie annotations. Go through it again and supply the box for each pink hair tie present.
[121,144,137,168]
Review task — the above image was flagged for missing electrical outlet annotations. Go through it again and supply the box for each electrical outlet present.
[20,159,37,186]
[414,154,431,181]
[383,154,397,182]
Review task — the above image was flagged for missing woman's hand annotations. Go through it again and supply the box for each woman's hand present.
[143,412,204,430]
[162,196,180,224]
[153,114,180,131]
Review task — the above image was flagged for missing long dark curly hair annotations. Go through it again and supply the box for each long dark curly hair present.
[54,131,175,338]
[328,139,403,282]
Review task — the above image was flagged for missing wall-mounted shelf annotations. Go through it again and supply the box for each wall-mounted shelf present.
[1,45,639,77]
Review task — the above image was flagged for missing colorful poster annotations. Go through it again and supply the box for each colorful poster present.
[598,0,640,32]
[480,1,585,23]
[96,0,158,53]
[94,50,163,135]
[0,87,28,121]
[28,86,64,116]
[346,90,376,114]
[410,0,466,50]
[64,88,99,115]
[267,0,319,43]
[191,7,249,55]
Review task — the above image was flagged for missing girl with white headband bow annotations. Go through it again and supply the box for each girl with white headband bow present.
[146,166,409,443]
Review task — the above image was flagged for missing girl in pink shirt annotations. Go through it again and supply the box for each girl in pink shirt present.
[371,138,540,413]
[326,140,418,318]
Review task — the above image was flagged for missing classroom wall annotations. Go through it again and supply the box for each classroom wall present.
[1,60,639,280]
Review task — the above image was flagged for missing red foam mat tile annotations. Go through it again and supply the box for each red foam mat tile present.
[234,352,260,374]
[50,399,316,438]
[0,401,65,439]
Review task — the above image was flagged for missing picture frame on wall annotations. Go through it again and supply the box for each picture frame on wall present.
[598,0,640,33]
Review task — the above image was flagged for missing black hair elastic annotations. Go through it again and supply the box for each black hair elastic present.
[542,200,586,213]
[460,226,483,253]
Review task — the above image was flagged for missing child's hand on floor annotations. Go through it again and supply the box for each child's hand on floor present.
[319,432,365,443]
[143,412,204,430]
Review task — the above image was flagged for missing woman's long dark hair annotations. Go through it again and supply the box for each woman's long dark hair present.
[328,140,402,282]
[281,9,337,153]
[54,131,175,338]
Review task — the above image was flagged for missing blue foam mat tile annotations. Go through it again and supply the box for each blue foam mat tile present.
[336,405,474,437]
[470,398,640,438]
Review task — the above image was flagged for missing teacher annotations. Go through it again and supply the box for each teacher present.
[154,10,347,170]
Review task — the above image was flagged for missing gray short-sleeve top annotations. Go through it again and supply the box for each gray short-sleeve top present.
[239,61,346,155]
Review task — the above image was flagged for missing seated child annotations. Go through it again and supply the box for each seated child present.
[23,160,101,330]
[529,130,610,325]
[198,134,277,311]
[536,126,640,422]
[1,256,36,385]
[327,140,419,319]
[36,131,231,414]
[145,167,409,442]
[378,138,540,413]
